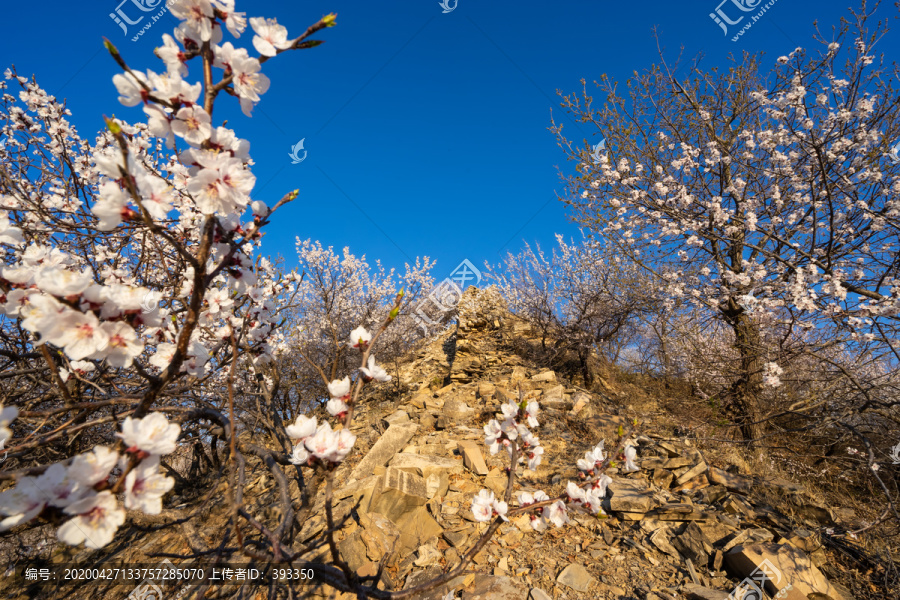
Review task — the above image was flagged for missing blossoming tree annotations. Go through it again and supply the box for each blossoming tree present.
[489,233,659,387]
[554,11,900,446]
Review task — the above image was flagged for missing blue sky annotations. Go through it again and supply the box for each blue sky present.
[0,0,891,283]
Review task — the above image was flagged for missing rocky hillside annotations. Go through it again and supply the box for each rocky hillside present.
[7,288,878,600]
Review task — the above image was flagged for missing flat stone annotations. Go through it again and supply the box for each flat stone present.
[484,468,508,497]
[557,563,596,592]
[382,410,410,428]
[708,466,752,493]
[461,574,528,600]
[414,542,443,567]
[457,440,489,475]
[334,475,382,505]
[542,385,565,401]
[349,423,419,482]
[389,453,463,498]
[443,529,470,548]
[443,397,476,422]
[393,507,443,552]
[608,480,653,513]
[682,583,730,600]
[673,522,712,566]
[368,468,428,522]
[529,588,552,600]
[358,512,401,563]
[338,531,369,573]
[652,468,674,489]
[676,461,709,486]
[725,543,845,600]
[477,382,496,399]
[650,527,679,557]
[663,456,694,469]
[609,491,653,513]
[570,393,590,415]
[531,370,557,383]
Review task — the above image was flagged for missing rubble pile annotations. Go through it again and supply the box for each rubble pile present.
[294,288,856,600]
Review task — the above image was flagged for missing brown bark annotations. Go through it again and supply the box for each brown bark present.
[724,308,766,443]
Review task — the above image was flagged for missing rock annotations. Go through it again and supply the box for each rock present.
[529,588,552,600]
[725,543,845,600]
[662,456,692,469]
[697,485,727,505]
[570,393,590,416]
[349,423,419,482]
[673,522,713,566]
[782,528,822,554]
[477,382,496,400]
[443,528,470,548]
[393,506,443,552]
[368,468,429,523]
[339,512,401,573]
[708,467,753,494]
[443,397,476,421]
[609,478,654,513]
[414,542,442,567]
[404,566,443,590]
[334,475,383,512]
[722,528,774,552]
[484,468,508,497]
[542,385,565,402]
[461,574,528,600]
[609,490,653,513]
[389,452,463,498]
[338,531,370,573]
[652,468,674,489]
[383,410,410,427]
[356,561,379,579]
[510,366,528,384]
[557,563,596,592]
[457,440,489,476]
[650,527,680,558]
[675,461,709,486]
[696,519,738,546]
[531,370,557,383]
[682,583,730,600]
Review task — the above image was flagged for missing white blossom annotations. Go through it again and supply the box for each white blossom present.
[285,415,317,440]
[123,456,175,514]
[57,491,126,549]
[118,413,181,455]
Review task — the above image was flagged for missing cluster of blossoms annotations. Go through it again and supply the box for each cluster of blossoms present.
[285,415,355,466]
[482,399,543,470]
[0,413,178,549]
[472,398,642,529]
[283,324,397,468]
[324,327,391,419]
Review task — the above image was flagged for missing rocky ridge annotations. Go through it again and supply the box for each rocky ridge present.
[292,288,856,600]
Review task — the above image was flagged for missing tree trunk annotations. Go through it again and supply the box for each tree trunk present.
[579,349,594,389]
[725,310,766,443]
